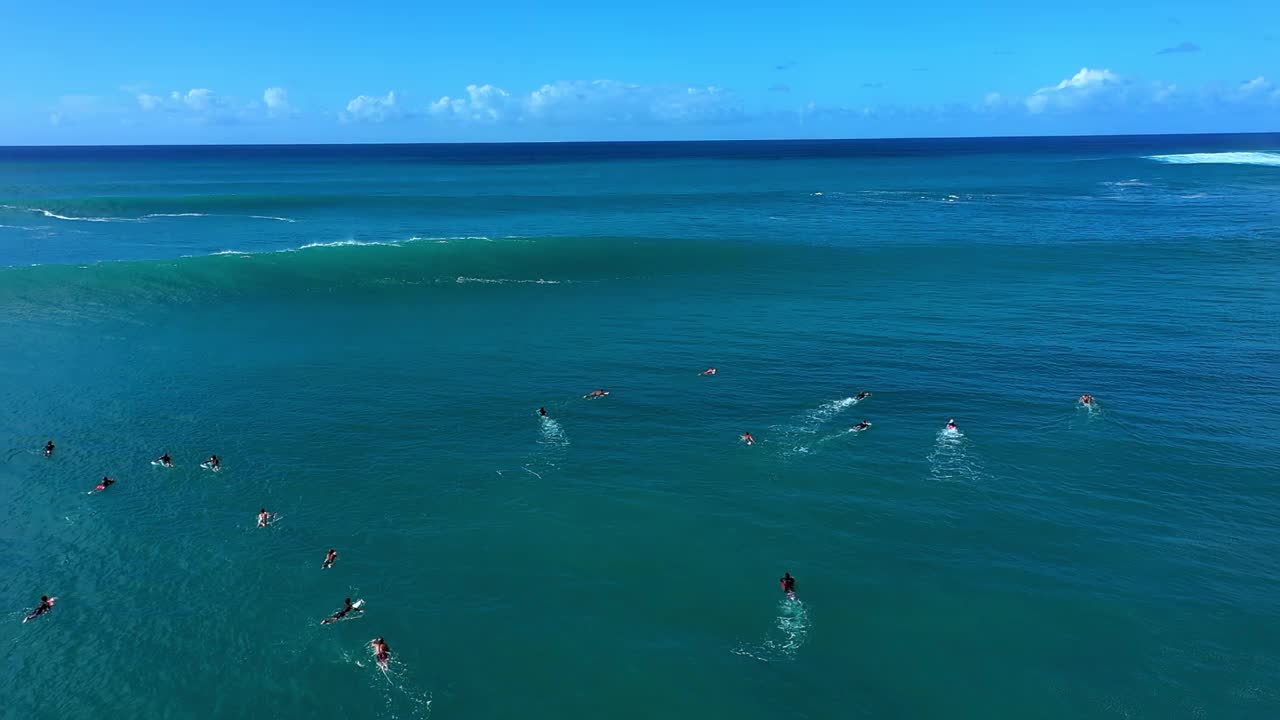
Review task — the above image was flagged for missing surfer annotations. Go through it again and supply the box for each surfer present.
[1079,394,1094,406]
[257,507,272,528]
[321,597,362,625]
[95,476,115,492]
[780,572,797,597]
[44,440,55,458]
[24,595,54,622]
[700,368,718,376]
[205,454,221,471]
[741,431,755,446]
[855,391,871,401]
[371,637,392,668]
[539,407,547,417]
[946,419,958,432]
[852,420,872,432]
[156,453,174,467]
[583,389,610,399]
[323,548,338,569]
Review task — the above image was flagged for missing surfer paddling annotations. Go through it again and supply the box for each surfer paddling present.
[780,573,797,598]
[852,420,872,432]
[946,419,958,432]
[1079,394,1095,407]
[699,367,718,376]
[855,391,871,402]
[23,595,55,623]
[583,389,610,399]
[257,507,273,528]
[93,476,115,492]
[741,431,755,446]
[155,453,174,467]
[371,637,392,669]
[323,548,338,569]
[43,440,55,458]
[321,597,362,625]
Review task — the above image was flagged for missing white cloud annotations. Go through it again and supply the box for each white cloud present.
[429,84,512,122]
[1239,76,1271,95]
[263,87,290,115]
[129,87,288,123]
[342,91,403,123]
[179,88,217,111]
[421,79,742,127]
[1026,67,1122,113]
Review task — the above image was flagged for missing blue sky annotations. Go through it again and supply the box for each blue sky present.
[3,0,1278,144]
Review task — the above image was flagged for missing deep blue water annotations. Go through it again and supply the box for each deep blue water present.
[2,135,1278,719]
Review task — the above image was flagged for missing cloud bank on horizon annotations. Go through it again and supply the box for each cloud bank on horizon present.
[5,0,1278,143]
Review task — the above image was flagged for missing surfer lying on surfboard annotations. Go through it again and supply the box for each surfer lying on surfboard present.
[93,476,115,492]
[780,572,797,598]
[203,454,221,471]
[741,431,755,446]
[44,440,55,458]
[370,637,392,669]
[700,367,718,376]
[257,508,273,528]
[23,595,55,623]
[321,597,363,625]
[583,389,610,399]
[323,548,338,569]
[855,391,871,401]
[852,420,872,432]
[154,453,174,467]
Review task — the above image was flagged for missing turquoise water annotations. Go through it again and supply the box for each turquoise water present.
[2,137,1279,719]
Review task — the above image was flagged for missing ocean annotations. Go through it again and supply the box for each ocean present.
[1,135,1278,719]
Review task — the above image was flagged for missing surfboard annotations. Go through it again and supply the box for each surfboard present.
[200,462,221,472]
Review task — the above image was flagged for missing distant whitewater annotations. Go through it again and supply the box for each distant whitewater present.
[1146,152,1280,166]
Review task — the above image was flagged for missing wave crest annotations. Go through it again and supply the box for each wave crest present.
[1146,152,1280,167]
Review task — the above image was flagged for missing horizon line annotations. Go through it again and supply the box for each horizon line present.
[3,130,1278,150]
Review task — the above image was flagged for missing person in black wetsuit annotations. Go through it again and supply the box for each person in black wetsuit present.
[321,598,361,625]
[539,407,547,417]
[44,441,55,458]
[780,572,797,596]
[25,595,54,622]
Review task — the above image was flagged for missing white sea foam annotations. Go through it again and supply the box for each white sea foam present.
[1102,179,1149,188]
[773,397,858,456]
[732,597,811,662]
[143,213,211,218]
[538,416,569,447]
[3,206,135,223]
[296,239,400,250]
[409,235,493,243]
[455,277,561,285]
[248,215,298,222]
[1146,152,1280,167]
[927,426,986,484]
